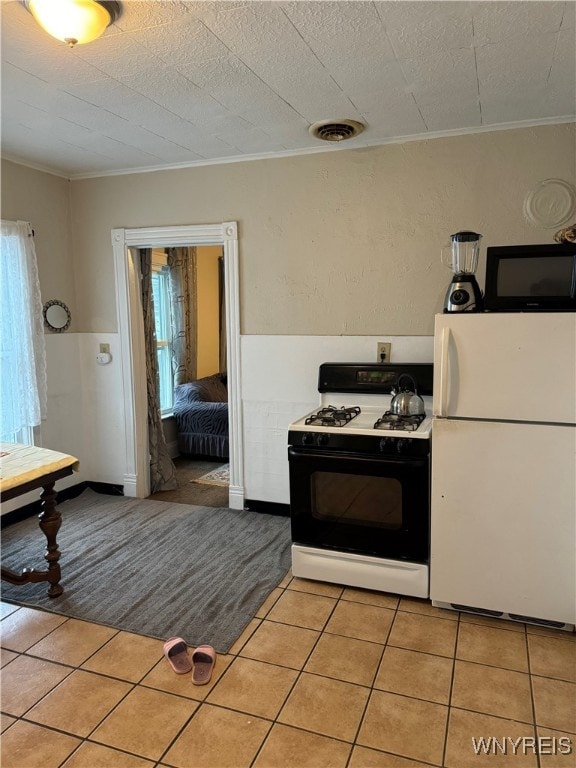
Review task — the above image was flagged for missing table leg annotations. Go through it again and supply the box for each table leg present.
[1,463,72,597]
[38,481,63,597]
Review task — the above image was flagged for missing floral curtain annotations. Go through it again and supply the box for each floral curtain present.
[166,246,197,386]
[140,248,177,493]
[0,220,47,441]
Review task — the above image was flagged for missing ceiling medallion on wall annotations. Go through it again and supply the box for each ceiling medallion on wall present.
[309,119,366,142]
[524,178,576,229]
[22,0,122,47]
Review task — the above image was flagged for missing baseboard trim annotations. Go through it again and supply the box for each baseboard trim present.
[88,481,124,496]
[245,498,290,517]
[228,485,244,510]
[122,473,139,497]
[0,481,124,528]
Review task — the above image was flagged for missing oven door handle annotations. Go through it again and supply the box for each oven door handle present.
[288,446,428,469]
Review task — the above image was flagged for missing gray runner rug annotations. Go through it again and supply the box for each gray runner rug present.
[1,489,291,653]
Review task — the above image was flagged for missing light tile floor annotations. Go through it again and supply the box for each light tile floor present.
[1,575,575,768]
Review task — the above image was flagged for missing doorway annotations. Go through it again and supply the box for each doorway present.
[111,222,244,510]
[152,244,228,507]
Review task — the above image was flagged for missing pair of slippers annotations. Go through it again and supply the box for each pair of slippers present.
[163,637,216,685]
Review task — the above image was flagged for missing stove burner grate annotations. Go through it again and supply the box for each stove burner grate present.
[374,411,425,431]
[305,405,361,428]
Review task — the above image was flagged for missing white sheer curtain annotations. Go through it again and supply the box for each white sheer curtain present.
[0,220,47,442]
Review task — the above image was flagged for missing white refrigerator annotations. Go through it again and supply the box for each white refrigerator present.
[431,312,576,626]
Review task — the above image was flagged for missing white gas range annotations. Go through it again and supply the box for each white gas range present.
[288,363,433,598]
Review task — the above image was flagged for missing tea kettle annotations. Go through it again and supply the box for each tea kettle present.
[390,375,425,416]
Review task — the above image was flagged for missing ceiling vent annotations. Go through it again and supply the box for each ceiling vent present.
[309,119,365,142]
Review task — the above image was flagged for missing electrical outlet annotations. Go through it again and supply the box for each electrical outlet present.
[99,343,110,354]
[377,342,391,363]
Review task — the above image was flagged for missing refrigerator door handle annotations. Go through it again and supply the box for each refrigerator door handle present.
[437,325,451,417]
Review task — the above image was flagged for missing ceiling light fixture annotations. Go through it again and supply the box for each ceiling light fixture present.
[309,119,365,142]
[22,0,121,48]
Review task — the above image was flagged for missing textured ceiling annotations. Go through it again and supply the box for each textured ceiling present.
[1,0,574,179]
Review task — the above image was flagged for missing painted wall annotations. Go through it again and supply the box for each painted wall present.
[1,161,76,327]
[69,123,574,336]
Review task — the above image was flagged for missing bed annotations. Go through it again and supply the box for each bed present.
[172,374,229,459]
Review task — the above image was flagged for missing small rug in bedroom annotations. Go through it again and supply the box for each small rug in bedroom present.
[192,463,230,487]
[1,489,291,653]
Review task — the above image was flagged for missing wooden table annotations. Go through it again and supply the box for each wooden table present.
[1,443,79,597]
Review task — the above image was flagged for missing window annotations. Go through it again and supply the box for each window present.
[151,262,173,415]
[0,220,46,444]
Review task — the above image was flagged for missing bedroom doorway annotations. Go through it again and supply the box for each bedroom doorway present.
[111,222,244,510]
[150,244,229,507]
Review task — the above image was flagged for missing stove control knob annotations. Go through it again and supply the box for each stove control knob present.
[302,433,313,445]
[379,438,391,452]
[317,433,329,446]
[396,438,412,454]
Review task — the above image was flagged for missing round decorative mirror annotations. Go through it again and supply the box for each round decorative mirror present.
[43,299,71,333]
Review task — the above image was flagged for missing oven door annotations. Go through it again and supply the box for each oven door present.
[288,447,429,563]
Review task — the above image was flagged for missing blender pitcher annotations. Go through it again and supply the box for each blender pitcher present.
[442,231,483,312]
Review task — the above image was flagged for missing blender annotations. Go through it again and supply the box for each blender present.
[442,231,484,312]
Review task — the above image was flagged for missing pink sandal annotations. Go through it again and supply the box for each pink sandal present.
[192,645,216,685]
[163,637,192,674]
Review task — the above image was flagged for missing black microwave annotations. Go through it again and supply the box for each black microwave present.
[484,243,576,312]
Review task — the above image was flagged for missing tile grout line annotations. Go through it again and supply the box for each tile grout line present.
[440,610,460,768]
[6,629,173,719]
[4,622,164,765]
[344,597,400,768]
[1,610,74,656]
[36,676,139,750]
[55,731,153,768]
[525,627,543,768]
[154,700,205,767]
[3,607,126,648]
[9,712,157,768]
[246,581,346,768]
[5,628,132,727]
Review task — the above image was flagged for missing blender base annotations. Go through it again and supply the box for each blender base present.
[443,274,483,312]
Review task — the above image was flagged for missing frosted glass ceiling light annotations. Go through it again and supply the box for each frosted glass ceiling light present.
[23,0,121,47]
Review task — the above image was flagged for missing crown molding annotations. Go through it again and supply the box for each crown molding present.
[3,116,574,182]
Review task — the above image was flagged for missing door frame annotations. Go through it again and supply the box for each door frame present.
[111,222,244,509]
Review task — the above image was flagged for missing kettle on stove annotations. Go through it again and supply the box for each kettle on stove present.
[390,375,425,417]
